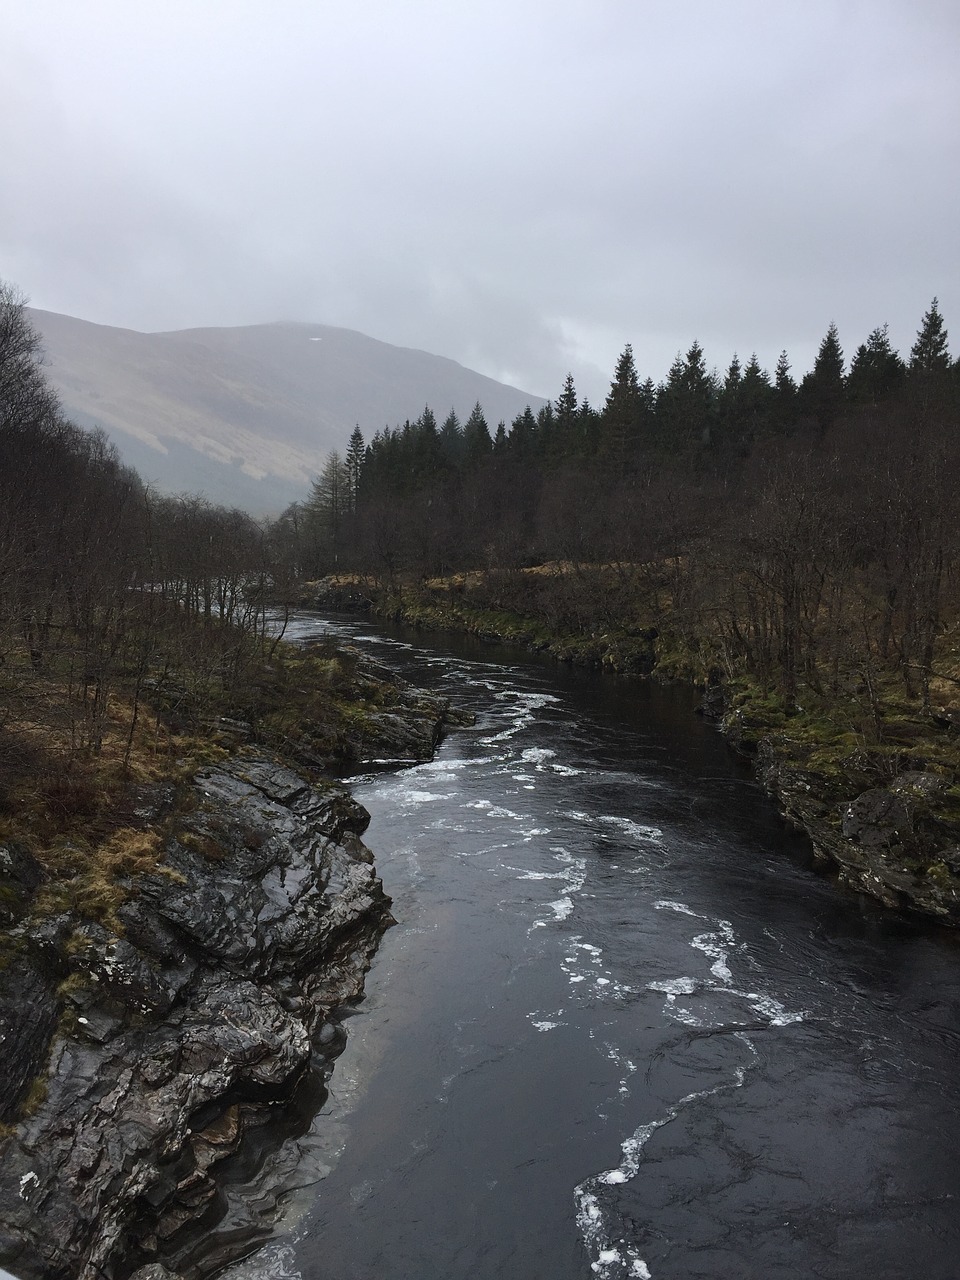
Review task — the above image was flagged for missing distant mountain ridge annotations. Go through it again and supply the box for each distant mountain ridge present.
[28,309,545,513]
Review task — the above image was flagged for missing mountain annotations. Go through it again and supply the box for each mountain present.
[28,309,546,513]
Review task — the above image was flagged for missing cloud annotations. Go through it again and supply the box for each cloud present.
[1,0,957,405]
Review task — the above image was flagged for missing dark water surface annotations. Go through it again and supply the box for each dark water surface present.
[233,613,960,1280]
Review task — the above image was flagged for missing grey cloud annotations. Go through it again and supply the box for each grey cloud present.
[0,0,957,407]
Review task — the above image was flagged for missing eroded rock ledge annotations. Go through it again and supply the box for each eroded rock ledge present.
[719,708,960,926]
[0,754,394,1280]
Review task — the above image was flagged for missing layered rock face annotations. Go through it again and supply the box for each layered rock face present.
[720,714,960,924]
[0,756,393,1280]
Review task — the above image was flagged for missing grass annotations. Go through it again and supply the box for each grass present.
[17,1075,48,1119]
[0,629,429,939]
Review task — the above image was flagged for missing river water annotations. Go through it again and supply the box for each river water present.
[239,612,960,1280]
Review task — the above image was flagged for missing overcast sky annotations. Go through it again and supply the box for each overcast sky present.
[1,0,957,404]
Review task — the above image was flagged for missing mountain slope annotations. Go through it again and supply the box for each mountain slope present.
[28,309,545,512]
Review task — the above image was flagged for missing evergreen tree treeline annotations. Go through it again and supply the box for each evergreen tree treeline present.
[5,270,958,730]
[290,301,958,583]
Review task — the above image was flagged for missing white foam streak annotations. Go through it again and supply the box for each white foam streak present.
[648,902,805,1030]
[653,899,699,917]
[575,1046,756,1280]
[479,690,560,745]
[527,852,587,933]
[218,1242,302,1280]
[466,799,524,820]
[598,815,664,844]
[559,936,635,1001]
[647,976,700,996]
[573,903,806,1273]
[691,924,735,985]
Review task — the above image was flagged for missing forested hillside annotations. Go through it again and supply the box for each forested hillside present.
[289,303,960,713]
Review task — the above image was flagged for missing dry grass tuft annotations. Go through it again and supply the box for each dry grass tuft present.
[71,828,168,929]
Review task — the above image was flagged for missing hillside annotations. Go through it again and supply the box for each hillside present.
[28,309,545,513]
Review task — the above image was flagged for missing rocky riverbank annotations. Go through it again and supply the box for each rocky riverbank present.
[0,658,470,1280]
[305,580,960,927]
[715,697,960,926]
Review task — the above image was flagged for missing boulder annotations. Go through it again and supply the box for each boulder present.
[840,788,914,851]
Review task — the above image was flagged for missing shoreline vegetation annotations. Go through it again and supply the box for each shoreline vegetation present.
[301,573,960,927]
[0,616,471,1280]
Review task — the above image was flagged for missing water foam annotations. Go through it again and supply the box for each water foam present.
[466,799,525,820]
[575,1042,756,1279]
[528,850,588,932]
[648,900,805,1029]
[576,905,806,1274]
[218,1242,303,1280]
[395,789,453,805]
[597,815,664,844]
[479,690,561,744]
[559,937,636,1001]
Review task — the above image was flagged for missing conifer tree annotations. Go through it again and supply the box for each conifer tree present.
[846,324,904,404]
[717,354,744,450]
[738,354,773,442]
[908,298,953,416]
[440,409,463,468]
[910,298,950,373]
[771,350,798,432]
[602,343,644,468]
[535,401,559,466]
[463,401,493,467]
[658,340,716,449]
[801,322,845,431]
[345,425,365,511]
[306,451,350,571]
[555,372,578,423]
[414,406,442,482]
[774,350,795,396]
[508,405,538,459]
[553,372,581,459]
[639,377,657,414]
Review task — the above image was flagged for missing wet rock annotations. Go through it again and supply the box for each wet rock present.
[697,678,726,721]
[0,751,392,1280]
[841,789,914,851]
[129,1266,183,1280]
[339,682,474,763]
[889,770,952,800]
[310,577,374,610]
[931,705,960,732]
[741,731,960,923]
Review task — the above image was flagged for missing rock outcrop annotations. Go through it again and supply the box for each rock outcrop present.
[720,710,960,924]
[0,755,393,1280]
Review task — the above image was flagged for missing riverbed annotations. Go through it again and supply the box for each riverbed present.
[232,612,960,1279]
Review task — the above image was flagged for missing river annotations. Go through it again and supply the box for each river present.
[233,611,960,1280]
